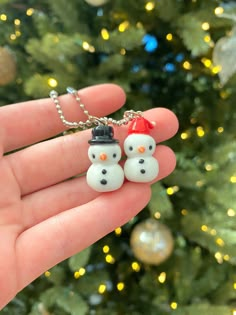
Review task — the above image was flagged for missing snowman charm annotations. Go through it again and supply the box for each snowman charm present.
[124,117,159,182]
[87,125,124,192]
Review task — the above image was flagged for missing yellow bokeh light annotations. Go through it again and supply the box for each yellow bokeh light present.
[212,65,222,74]
[215,6,224,15]
[196,126,205,137]
[183,61,192,70]
[154,211,161,219]
[166,33,173,41]
[232,310,236,315]
[145,2,155,11]
[210,229,217,236]
[201,225,208,232]
[26,8,35,16]
[230,175,236,183]
[234,283,236,290]
[205,164,213,171]
[118,21,129,32]
[14,19,21,26]
[216,238,225,247]
[204,35,211,43]
[181,209,188,216]
[117,282,125,291]
[115,227,122,235]
[181,132,189,140]
[201,22,210,30]
[131,261,141,272]
[170,302,178,310]
[103,245,110,253]
[89,45,95,53]
[201,58,212,68]
[120,48,126,55]
[217,127,224,133]
[44,271,51,277]
[101,28,110,40]
[215,252,223,264]
[0,14,7,21]
[227,208,235,217]
[47,78,58,88]
[158,272,166,284]
[105,254,115,264]
[82,41,90,50]
[10,34,17,41]
[223,255,230,261]
[74,268,86,279]
[98,284,107,294]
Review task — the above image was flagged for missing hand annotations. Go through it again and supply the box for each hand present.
[0,84,178,309]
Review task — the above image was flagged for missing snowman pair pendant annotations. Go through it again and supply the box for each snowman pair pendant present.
[87,116,159,192]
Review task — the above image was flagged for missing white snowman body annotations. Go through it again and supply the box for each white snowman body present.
[124,133,159,182]
[87,143,124,192]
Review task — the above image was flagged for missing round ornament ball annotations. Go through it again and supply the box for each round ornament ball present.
[130,219,174,265]
[0,47,17,86]
[84,0,109,6]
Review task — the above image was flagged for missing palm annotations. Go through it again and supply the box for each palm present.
[0,84,178,309]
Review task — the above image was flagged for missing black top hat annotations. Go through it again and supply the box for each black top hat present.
[89,125,119,145]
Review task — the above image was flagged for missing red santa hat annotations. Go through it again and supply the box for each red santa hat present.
[128,117,154,135]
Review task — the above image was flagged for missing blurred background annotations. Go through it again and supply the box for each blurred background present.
[0,0,236,314]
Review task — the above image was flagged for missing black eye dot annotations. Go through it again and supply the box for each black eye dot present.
[113,153,117,158]
[149,145,153,150]
[92,154,96,159]
[129,146,133,151]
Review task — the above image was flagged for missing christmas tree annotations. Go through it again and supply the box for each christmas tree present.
[0,0,236,314]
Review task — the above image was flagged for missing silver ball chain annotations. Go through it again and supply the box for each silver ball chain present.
[49,87,142,129]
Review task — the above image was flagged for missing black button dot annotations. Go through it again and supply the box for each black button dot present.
[149,145,153,150]
[140,169,146,174]
[139,159,145,164]
[100,179,107,185]
[102,169,107,175]
[113,153,117,158]
[92,154,96,159]
[129,146,133,151]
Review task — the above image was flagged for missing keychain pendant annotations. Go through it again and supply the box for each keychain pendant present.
[124,117,159,182]
[87,125,124,192]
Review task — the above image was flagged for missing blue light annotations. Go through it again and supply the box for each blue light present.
[131,64,142,73]
[97,8,103,16]
[164,63,176,72]
[176,53,184,62]
[142,34,158,52]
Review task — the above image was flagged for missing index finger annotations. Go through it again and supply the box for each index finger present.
[0,84,126,153]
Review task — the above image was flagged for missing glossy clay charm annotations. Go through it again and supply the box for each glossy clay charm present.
[124,117,159,182]
[87,125,124,192]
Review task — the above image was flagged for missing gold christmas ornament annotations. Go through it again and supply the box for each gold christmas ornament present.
[84,0,109,6]
[130,219,174,265]
[0,47,17,86]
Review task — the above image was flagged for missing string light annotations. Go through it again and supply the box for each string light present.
[117,282,125,291]
[47,78,58,88]
[217,127,224,133]
[158,272,166,284]
[233,283,236,290]
[180,132,189,140]
[196,126,205,137]
[211,65,222,74]
[170,302,178,310]
[181,209,188,216]
[214,6,224,15]
[98,284,107,294]
[82,41,90,50]
[10,34,17,41]
[131,261,141,272]
[216,238,225,247]
[14,19,21,26]
[120,48,126,55]
[103,245,110,253]
[74,268,86,279]
[101,28,109,40]
[44,271,51,277]
[227,208,235,217]
[210,229,217,236]
[154,211,161,219]
[183,61,192,70]
[145,2,155,11]
[26,8,35,16]
[15,31,21,37]
[204,35,211,43]
[115,227,122,235]
[166,33,173,41]
[230,175,236,183]
[232,310,236,315]
[205,164,213,171]
[105,254,115,264]
[201,22,210,30]
[215,252,223,264]
[0,14,7,21]
[118,21,129,32]
[201,58,212,68]
[201,225,208,232]
[166,186,179,195]
[223,255,230,261]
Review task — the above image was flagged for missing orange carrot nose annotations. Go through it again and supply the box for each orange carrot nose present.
[138,146,146,153]
[100,153,107,161]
